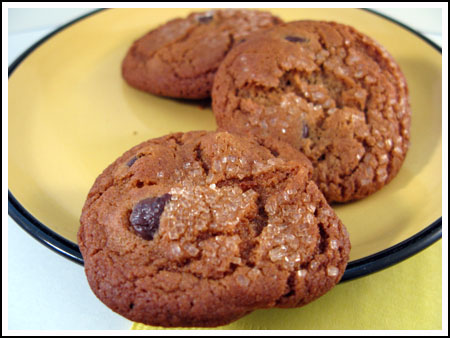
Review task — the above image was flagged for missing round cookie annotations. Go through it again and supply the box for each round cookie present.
[122,9,283,99]
[78,131,350,327]
[212,20,411,203]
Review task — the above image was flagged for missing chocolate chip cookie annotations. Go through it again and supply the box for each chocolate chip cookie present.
[122,9,283,99]
[78,131,350,327]
[212,20,411,203]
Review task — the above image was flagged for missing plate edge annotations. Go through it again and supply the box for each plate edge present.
[363,8,442,53]
[8,8,105,76]
[340,218,442,282]
[8,191,84,265]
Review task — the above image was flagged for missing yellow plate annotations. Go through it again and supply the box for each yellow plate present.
[8,9,441,279]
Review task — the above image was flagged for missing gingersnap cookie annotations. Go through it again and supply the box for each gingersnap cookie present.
[78,131,350,327]
[212,20,411,203]
[122,9,283,99]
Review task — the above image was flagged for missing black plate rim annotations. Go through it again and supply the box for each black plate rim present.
[8,8,442,281]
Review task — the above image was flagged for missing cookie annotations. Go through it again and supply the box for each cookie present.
[122,9,283,99]
[212,20,411,203]
[78,131,350,327]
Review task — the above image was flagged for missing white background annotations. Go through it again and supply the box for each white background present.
[6,7,443,331]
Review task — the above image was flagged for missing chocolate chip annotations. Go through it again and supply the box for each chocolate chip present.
[302,123,309,138]
[270,148,279,157]
[126,156,138,167]
[197,14,213,24]
[285,36,308,43]
[129,194,171,240]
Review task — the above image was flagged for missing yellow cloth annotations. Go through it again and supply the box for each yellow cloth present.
[132,240,442,330]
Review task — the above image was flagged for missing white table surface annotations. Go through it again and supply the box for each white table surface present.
[6,7,443,331]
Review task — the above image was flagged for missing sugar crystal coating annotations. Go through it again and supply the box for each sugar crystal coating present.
[327,266,340,277]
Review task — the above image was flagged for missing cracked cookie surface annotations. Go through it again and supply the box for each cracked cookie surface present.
[78,131,350,327]
[121,9,283,99]
[212,20,411,202]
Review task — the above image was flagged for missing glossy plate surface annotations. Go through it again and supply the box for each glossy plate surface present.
[8,8,442,280]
